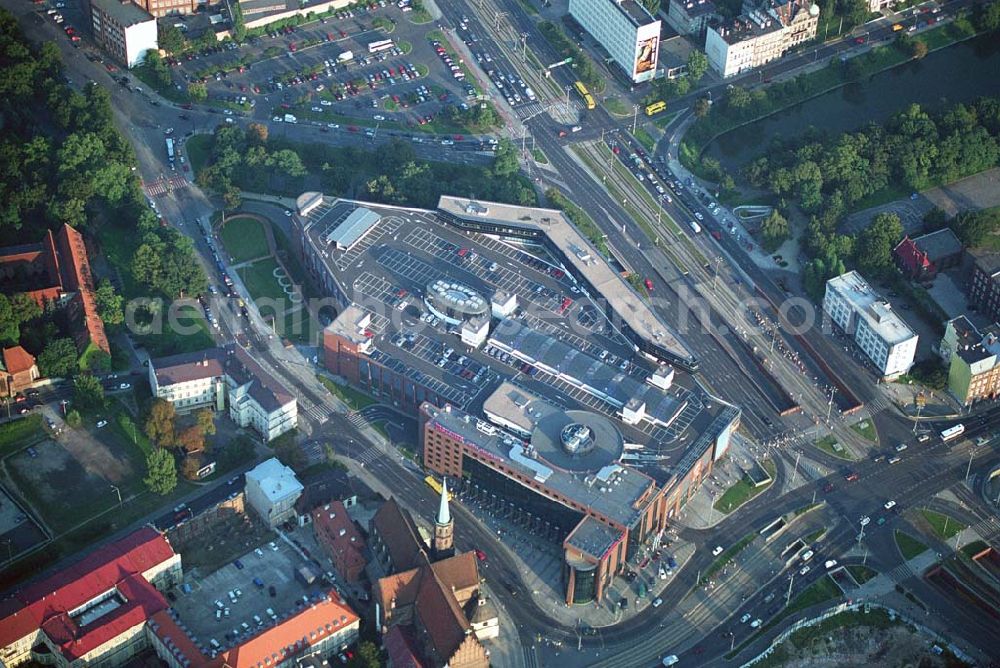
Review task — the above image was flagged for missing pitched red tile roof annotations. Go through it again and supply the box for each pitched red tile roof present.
[149,591,359,668]
[55,224,109,355]
[894,236,932,276]
[383,625,427,668]
[311,501,366,580]
[0,528,175,651]
[413,570,471,661]
[2,346,36,375]
[371,498,426,572]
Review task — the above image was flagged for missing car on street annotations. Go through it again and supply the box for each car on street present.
[884,500,896,510]
[825,560,838,569]
[845,471,859,482]
[888,456,902,464]
[799,565,811,575]
[750,619,762,628]
[475,549,487,562]
[712,546,724,556]
[662,656,679,666]
[96,420,108,428]
[740,613,751,623]
[652,597,663,608]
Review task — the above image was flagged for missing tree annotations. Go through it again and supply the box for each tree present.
[159,24,185,54]
[247,122,269,145]
[0,294,18,345]
[760,210,791,252]
[196,407,216,435]
[855,211,903,279]
[94,279,124,326]
[143,448,177,495]
[349,641,382,668]
[640,0,660,14]
[686,50,709,83]
[37,338,79,378]
[976,0,1000,31]
[492,139,519,178]
[177,424,206,453]
[231,1,246,42]
[952,210,1000,247]
[145,398,177,447]
[694,98,711,118]
[65,409,82,428]
[912,39,928,59]
[9,293,41,324]
[187,81,208,102]
[73,374,105,412]
[274,438,307,471]
[180,454,204,480]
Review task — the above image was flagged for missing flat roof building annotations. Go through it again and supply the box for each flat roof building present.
[705,0,818,77]
[245,457,304,527]
[90,0,158,68]
[568,0,662,83]
[823,271,918,380]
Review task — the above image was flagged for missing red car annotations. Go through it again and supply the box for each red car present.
[644,278,654,292]
[845,472,859,482]
[855,36,865,44]
[475,549,487,562]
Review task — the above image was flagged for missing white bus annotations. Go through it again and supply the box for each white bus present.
[368,39,394,54]
[940,424,965,442]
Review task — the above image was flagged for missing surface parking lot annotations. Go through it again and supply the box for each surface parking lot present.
[163,3,496,133]
[172,535,333,652]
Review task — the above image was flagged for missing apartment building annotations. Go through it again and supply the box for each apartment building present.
[823,271,918,380]
[968,249,1000,324]
[940,318,1000,406]
[148,346,298,442]
[893,228,963,281]
[0,346,39,397]
[130,0,197,17]
[568,0,662,83]
[665,0,721,36]
[90,0,158,68]
[705,0,819,77]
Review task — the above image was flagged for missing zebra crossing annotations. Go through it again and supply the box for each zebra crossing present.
[866,395,891,414]
[354,446,382,466]
[521,645,539,668]
[142,175,189,198]
[347,412,368,430]
[300,401,330,424]
[887,561,914,583]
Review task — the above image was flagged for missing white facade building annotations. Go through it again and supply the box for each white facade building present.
[149,346,298,442]
[823,271,918,380]
[705,0,819,77]
[568,0,662,83]
[90,0,158,68]
[245,458,304,527]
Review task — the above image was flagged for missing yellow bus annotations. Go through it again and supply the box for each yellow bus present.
[425,475,454,500]
[645,100,667,116]
[574,81,596,110]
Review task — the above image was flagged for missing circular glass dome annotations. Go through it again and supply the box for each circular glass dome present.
[424,279,489,325]
[560,422,596,456]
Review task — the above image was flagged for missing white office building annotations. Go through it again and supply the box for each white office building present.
[149,346,298,442]
[568,0,662,83]
[823,271,918,380]
[90,0,158,68]
[245,458,304,528]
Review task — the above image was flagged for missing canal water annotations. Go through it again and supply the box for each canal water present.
[705,33,1000,172]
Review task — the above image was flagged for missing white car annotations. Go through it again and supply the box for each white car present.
[740,613,751,623]
[327,123,340,129]
[712,546,724,556]
[884,500,896,510]
[800,565,811,575]
[800,549,814,562]
[750,619,762,628]
[373,114,385,121]
[284,210,292,217]
[824,559,838,569]
[694,212,704,221]
[96,420,108,428]
[662,656,679,667]
[652,597,663,608]
[895,443,908,452]
[272,116,282,122]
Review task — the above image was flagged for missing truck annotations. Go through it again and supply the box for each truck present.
[283,114,298,124]
[689,220,701,234]
[165,137,175,162]
[337,50,354,63]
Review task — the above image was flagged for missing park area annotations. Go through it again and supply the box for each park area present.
[220,215,270,263]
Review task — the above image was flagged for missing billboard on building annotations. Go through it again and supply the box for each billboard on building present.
[633,34,659,80]
[714,420,735,461]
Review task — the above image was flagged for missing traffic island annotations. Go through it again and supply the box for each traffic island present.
[813,434,858,460]
[919,508,967,541]
[713,458,775,514]
[894,530,928,560]
[851,419,879,443]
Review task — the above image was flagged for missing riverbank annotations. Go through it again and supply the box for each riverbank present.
[679,12,987,181]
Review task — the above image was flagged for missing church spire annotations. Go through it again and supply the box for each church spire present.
[437,478,451,525]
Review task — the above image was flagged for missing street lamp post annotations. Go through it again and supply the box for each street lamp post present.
[110,484,122,507]
[785,573,795,606]
[858,515,870,548]
[791,451,802,486]
[965,449,975,483]
[632,105,639,135]
[913,392,926,434]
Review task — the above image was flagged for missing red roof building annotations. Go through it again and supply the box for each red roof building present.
[0,346,39,397]
[893,228,964,281]
[0,527,181,667]
[0,224,109,358]
[311,501,367,583]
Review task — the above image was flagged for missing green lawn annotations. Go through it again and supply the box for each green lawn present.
[847,564,878,584]
[652,111,679,129]
[702,533,756,583]
[137,303,216,357]
[714,459,776,514]
[220,215,270,263]
[895,530,928,559]
[317,375,376,411]
[604,97,631,116]
[920,509,965,540]
[814,434,856,460]
[238,257,291,304]
[850,419,878,443]
[0,414,45,456]
[532,148,548,164]
[804,528,826,543]
[794,502,823,517]
[185,134,213,176]
[960,540,988,559]
[634,127,656,152]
